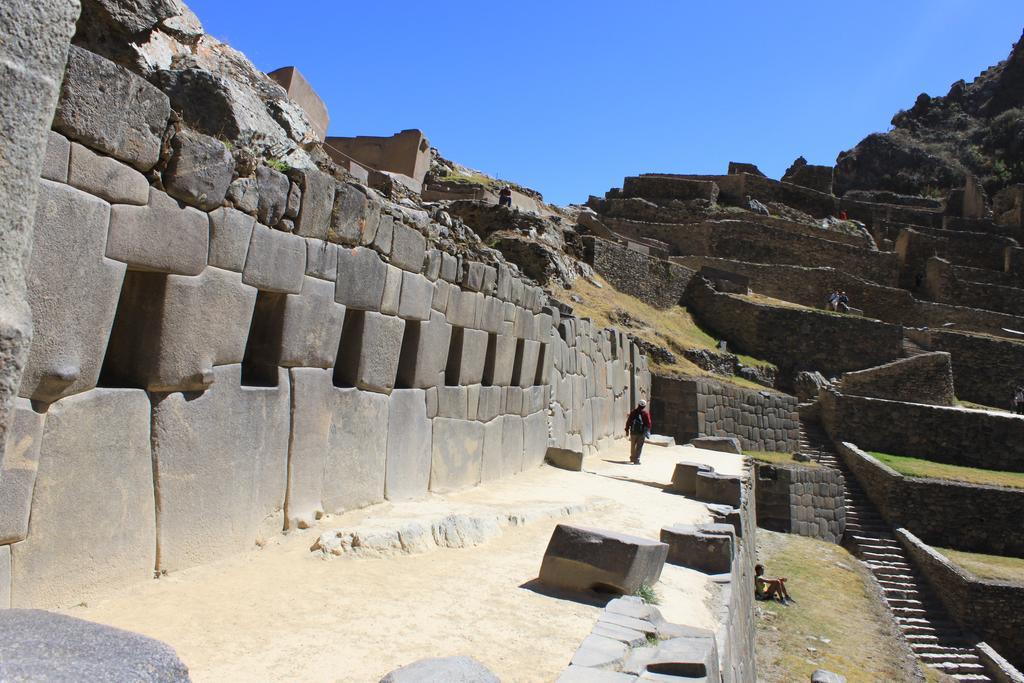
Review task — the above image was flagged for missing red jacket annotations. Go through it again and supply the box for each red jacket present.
[625,407,652,434]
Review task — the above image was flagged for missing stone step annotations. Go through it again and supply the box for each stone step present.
[886,598,924,607]
[892,607,928,617]
[919,652,982,662]
[932,661,987,674]
[904,633,940,643]
[947,675,991,682]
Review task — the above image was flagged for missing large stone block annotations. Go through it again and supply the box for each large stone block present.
[20,180,125,403]
[11,389,154,608]
[446,328,488,386]
[208,207,255,272]
[0,610,190,682]
[329,182,377,246]
[430,418,484,493]
[151,365,289,572]
[334,311,405,393]
[102,267,257,392]
[489,329,517,387]
[285,368,333,529]
[437,386,469,420]
[278,276,346,368]
[546,447,584,472]
[242,222,306,294]
[384,389,431,501]
[67,141,148,205]
[500,414,525,477]
[695,471,743,507]
[255,164,289,226]
[335,246,386,311]
[445,288,482,328]
[0,546,8,609]
[162,128,233,210]
[53,46,170,171]
[292,166,335,240]
[379,656,499,683]
[689,436,742,455]
[396,310,451,390]
[523,410,549,469]
[670,461,715,497]
[391,222,426,272]
[107,187,209,275]
[539,524,669,595]
[398,271,433,321]
[41,131,70,183]
[514,339,542,388]
[480,417,504,482]
[380,264,403,315]
[0,399,45,544]
[305,238,339,281]
[660,524,734,574]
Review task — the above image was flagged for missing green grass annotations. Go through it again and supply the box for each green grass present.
[634,582,660,605]
[869,451,1024,489]
[434,170,501,189]
[935,547,1024,583]
[956,398,1011,414]
[265,158,290,173]
[744,451,820,468]
[756,531,919,683]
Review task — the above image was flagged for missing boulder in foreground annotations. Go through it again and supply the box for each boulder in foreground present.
[539,524,668,595]
[379,655,499,682]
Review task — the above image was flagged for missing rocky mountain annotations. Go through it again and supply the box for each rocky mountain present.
[835,29,1024,198]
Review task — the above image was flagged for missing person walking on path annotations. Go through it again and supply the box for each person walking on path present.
[624,399,652,464]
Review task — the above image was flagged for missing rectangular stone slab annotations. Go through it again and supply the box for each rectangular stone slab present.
[19,180,125,403]
[322,387,389,513]
[277,276,346,369]
[151,365,290,573]
[539,524,669,596]
[384,389,431,501]
[660,524,734,574]
[429,418,483,493]
[11,388,154,608]
[106,187,209,275]
[0,399,45,544]
[334,311,405,394]
[242,222,306,294]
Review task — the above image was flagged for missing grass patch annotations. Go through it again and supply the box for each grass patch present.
[265,158,290,173]
[551,276,777,391]
[741,292,813,310]
[434,170,501,189]
[756,531,919,683]
[634,582,660,605]
[869,451,1024,489]
[956,398,1011,414]
[745,451,819,468]
[935,547,1024,583]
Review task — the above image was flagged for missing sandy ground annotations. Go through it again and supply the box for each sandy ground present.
[65,440,744,682]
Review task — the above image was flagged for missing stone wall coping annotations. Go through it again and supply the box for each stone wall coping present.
[840,441,1024,493]
[897,528,1024,589]
[976,641,1024,683]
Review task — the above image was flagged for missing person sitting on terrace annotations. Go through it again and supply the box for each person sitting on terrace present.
[836,291,850,313]
[498,186,513,207]
[755,564,794,604]
[826,290,839,311]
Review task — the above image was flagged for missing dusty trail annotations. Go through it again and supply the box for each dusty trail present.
[66,441,742,682]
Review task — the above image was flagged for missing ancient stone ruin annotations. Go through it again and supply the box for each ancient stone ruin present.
[2,2,1024,682]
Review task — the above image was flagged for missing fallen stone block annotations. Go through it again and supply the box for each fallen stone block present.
[384,389,431,502]
[570,634,631,671]
[20,180,125,403]
[705,503,744,538]
[546,447,584,471]
[689,436,742,455]
[430,418,484,493]
[695,471,743,507]
[151,365,289,572]
[669,461,715,497]
[0,610,189,681]
[379,655,499,683]
[209,207,255,272]
[67,141,149,205]
[101,267,257,392]
[660,524,734,574]
[334,311,405,393]
[645,434,675,448]
[107,187,209,275]
[336,246,387,311]
[635,633,719,682]
[591,622,648,648]
[54,46,170,171]
[539,524,669,595]
[0,400,45,544]
[11,389,154,608]
[162,128,233,210]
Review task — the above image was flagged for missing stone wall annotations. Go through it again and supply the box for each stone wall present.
[713,467,757,683]
[671,255,1024,339]
[898,529,1024,670]
[650,375,799,452]
[324,129,430,185]
[753,463,845,542]
[685,278,904,380]
[0,44,651,610]
[906,328,1024,410]
[925,257,1024,317]
[840,352,955,406]
[835,442,1024,557]
[822,391,1024,473]
[603,217,900,286]
[581,236,696,309]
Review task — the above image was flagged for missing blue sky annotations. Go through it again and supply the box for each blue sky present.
[186,1,1023,205]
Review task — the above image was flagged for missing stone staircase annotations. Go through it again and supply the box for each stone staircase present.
[797,420,992,681]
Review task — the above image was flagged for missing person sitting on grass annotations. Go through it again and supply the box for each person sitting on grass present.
[754,564,794,604]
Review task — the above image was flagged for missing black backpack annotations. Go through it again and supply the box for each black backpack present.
[630,411,645,435]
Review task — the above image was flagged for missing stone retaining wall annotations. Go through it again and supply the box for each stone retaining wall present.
[0,43,651,610]
[840,352,955,406]
[822,391,1024,473]
[581,236,696,309]
[898,529,1024,671]
[685,278,904,381]
[753,463,845,543]
[713,466,757,683]
[650,375,799,452]
[925,257,1024,317]
[835,442,1024,557]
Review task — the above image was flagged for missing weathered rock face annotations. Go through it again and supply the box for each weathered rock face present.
[835,29,1024,197]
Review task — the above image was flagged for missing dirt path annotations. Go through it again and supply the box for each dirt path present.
[65,441,742,682]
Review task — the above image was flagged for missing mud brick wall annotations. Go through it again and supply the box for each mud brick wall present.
[905,328,1024,410]
[685,278,903,380]
[581,236,696,309]
[671,256,1024,340]
[650,375,799,452]
[753,463,845,542]
[603,217,900,287]
[836,443,1024,557]
[840,352,955,406]
[898,529,1024,670]
[0,44,652,610]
